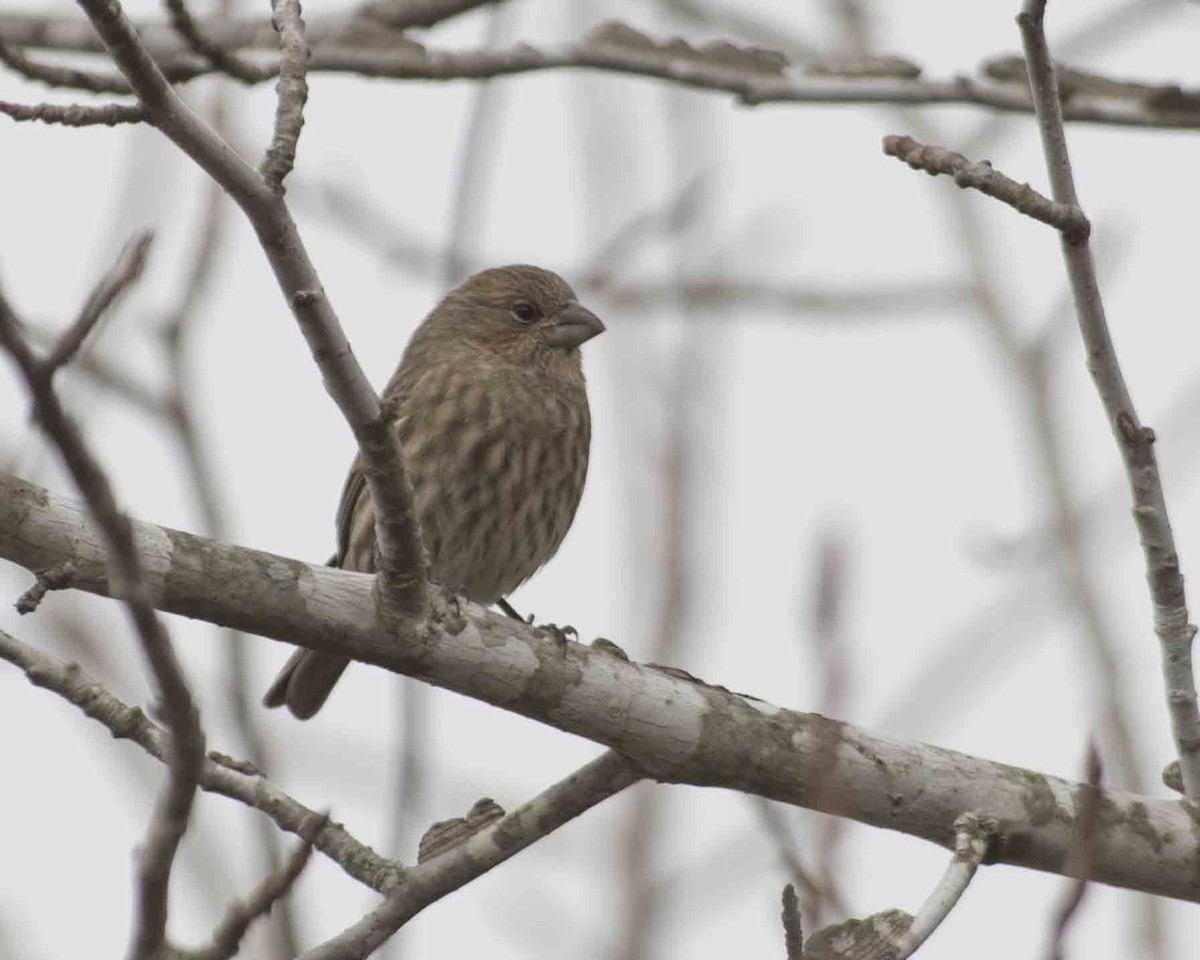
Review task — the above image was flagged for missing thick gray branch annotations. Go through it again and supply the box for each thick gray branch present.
[2,471,1198,904]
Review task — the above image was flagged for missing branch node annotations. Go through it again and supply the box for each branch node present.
[15,560,77,613]
[417,797,505,862]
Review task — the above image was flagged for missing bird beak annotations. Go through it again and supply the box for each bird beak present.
[547,301,606,349]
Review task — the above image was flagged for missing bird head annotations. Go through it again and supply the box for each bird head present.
[432,265,605,369]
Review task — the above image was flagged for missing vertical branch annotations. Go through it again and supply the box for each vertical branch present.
[611,78,715,960]
[259,0,309,191]
[1017,0,1200,799]
[1044,743,1103,960]
[0,288,206,960]
[159,88,300,957]
[807,531,851,924]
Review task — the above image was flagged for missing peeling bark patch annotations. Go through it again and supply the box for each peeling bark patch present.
[162,526,310,630]
[1125,801,1163,855]
[11,479,50,521]
[512,637,584,713]
[691,684,804,791]
[1020,770,1061,827]
[1181,800,1200,885]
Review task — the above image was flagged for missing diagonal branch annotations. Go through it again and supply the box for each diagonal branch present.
[298,751,641,960]
[179,812,327,960]
[161,0,271,84]
[43,230,153,375]
[74,0,427,619]
[1016,0,1200,799]
[3,471,1200,904]
[0,627,398,894]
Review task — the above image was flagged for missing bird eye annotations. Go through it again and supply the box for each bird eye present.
[511,301,538,323]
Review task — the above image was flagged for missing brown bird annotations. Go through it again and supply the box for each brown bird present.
[263,265,605,719]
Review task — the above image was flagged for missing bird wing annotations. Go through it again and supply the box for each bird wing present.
[332,455,367,569]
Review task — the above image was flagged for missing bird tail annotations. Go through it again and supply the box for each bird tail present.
[261,647,350,719]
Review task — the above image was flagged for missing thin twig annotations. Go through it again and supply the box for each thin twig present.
[298,751,642,960]
[0,628,398,893]
[882,134,1089,241]
[0,99,145,125]
[1017,0,1200,799]
[0,36,133,92]
[888,813,994,958]
[353,0,499,30]
[43,230,153,375]
[755,799,848,920]
[179,812,328,960]
[162,0,272,83]
[259,0,310,191]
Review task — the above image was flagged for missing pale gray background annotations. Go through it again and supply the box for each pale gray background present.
[2,0,1200,957]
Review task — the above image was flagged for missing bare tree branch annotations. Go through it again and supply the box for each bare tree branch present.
[298,751,641,960]
[754,799,848,922]
[175,812,327,960]
[43,230,152,375]
[0,627,397,893]
[0,98,145,125]
[1017,0,1200,799]
[161,0,271,84]
[259,0,310,191]
[4,16,1200,129]
[4,472,1199,903]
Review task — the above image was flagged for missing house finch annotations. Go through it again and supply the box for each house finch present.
[263,265,605,719]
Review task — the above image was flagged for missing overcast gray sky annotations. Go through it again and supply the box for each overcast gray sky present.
[3,0,1200,957]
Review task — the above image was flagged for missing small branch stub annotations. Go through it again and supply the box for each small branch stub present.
[882,134,1090,243]
[15,560,77,613]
